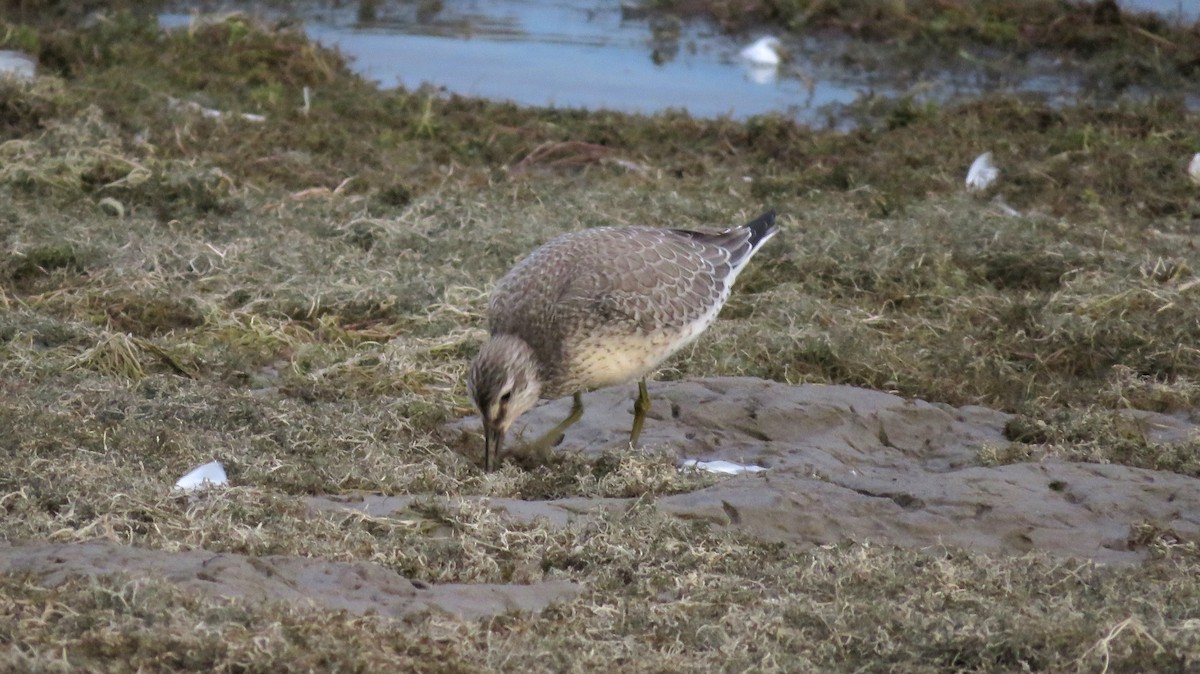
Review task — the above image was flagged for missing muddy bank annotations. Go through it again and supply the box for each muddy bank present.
[3,378,1195,621]
[0,541,581,620]
[437,377,1200,564]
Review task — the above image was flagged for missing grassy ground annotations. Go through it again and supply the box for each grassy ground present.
[2,4,1200,672]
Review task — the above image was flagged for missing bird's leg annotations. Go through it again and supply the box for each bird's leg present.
[628,378,651,447]
[520,392,584,463]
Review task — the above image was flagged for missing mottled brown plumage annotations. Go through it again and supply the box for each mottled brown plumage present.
[469,211,778,471]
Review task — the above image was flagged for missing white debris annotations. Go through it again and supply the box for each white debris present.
[739,36,783,67]
[965,151,1000,192]
[681,459,767,475]
[992,196,1022,218]
[174,461,228,492]
[168,96,267,123]
[0,51,36,80]
[1188,153,1200,186]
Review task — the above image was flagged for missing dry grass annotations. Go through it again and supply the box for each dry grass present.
[1,8,1199,672]
[3,539,1199,672]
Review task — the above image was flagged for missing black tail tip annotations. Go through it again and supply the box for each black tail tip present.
[744,210,778,244]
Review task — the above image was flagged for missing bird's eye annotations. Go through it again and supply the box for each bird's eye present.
[499,391,512,403]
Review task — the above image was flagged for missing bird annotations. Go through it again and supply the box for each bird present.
[468,211,780,472]
[739,36,783,67]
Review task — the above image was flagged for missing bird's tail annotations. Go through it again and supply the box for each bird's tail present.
[740,210,778,253]
[715,210,778,271]
[669,210,779,272]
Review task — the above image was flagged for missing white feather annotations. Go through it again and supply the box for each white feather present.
[966,152,1000,192]
[1188,153,1200,186]
[174,461,228,492]
[992,197,1022,218]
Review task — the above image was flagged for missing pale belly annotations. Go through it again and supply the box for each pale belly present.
[565,302,724,392]
[571,334,676,389]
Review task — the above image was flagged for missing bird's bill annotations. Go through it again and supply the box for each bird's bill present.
[484,424,505,472]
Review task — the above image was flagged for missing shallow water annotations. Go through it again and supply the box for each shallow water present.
[161,1,1198,124]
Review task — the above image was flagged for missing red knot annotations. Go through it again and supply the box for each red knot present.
[468,211,779,471]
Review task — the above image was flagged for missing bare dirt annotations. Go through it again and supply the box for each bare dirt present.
[0,540,581,621]
[8,377,1191,625]
[439,377,1200,564]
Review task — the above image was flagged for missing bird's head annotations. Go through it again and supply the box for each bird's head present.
[467,334,542,471]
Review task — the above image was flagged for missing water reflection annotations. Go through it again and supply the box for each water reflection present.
[160,0,1198,124]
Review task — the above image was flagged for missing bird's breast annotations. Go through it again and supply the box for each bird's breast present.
[568,333,676,390]
[559,306,722,394]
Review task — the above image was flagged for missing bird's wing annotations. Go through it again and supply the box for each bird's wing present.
[553,228,728,336]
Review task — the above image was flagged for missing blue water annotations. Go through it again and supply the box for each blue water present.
[160,0,1199,123]
[161,1,851,121]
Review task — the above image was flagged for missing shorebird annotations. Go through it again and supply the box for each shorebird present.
[468,211,779,471]
[739,36,783,67]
